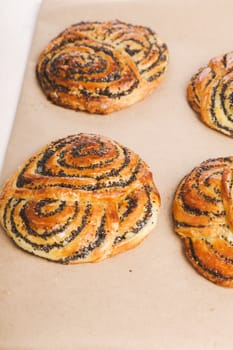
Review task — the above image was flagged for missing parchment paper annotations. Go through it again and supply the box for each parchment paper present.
[1,0,233,349]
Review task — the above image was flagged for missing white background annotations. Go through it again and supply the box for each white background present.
[0,0,42,171]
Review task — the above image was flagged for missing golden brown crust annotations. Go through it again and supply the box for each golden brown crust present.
[173,156,233,287]
[187,51,233,137]
[36,20,168,114]
[0,134,160,264]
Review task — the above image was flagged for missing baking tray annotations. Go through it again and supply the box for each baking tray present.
[1,0,233,349]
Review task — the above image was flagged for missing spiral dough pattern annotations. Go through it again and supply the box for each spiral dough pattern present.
[0,134,160,264]
[173,157,233,287]
[187,51,233,137]
[36,20,168,114]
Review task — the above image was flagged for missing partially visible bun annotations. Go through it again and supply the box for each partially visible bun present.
[187,51,233,137]
[173,156,233,287]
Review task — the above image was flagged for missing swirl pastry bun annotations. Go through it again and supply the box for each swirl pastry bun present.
[187,51,233,137]
[0,134,160,264]
[36,20,168,114]
[173,157,233,287]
